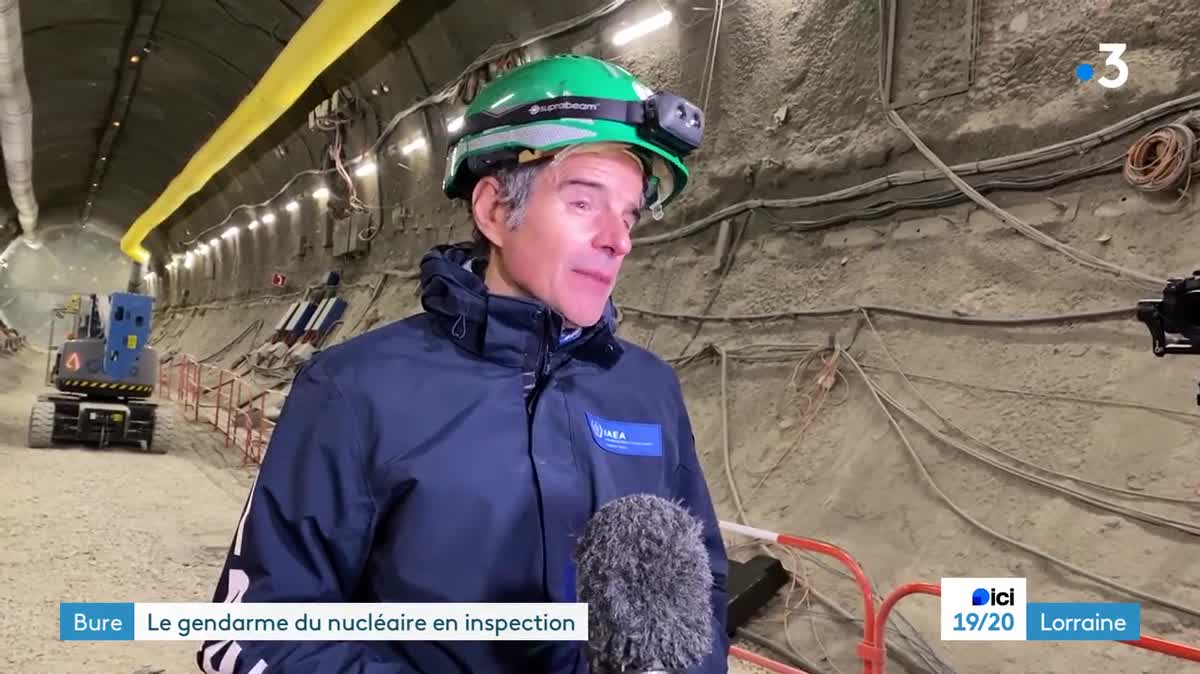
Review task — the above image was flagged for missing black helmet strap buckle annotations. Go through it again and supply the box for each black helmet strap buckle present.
[450,93,704,158]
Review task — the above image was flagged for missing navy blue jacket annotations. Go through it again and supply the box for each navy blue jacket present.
[198,243,730,673]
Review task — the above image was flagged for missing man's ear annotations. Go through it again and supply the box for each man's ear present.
[471,176,509,250]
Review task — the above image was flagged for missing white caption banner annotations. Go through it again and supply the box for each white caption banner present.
[133,603,588,641]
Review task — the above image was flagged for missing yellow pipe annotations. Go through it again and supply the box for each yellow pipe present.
[120,0,402,263]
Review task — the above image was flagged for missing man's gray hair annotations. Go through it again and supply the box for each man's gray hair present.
[471,161,546,255]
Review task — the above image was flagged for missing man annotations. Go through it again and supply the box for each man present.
[199,54,728,673]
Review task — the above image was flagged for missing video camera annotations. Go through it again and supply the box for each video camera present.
[1137,272,1200,405]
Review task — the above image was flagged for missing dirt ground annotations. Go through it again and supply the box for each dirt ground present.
[0,352,254,674]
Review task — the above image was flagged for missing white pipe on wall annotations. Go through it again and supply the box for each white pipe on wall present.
[0,0,37,240]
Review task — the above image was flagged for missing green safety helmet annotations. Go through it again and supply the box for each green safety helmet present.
[442,54,705,213]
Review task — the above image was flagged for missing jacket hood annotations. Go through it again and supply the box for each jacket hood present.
[418,242,620,365]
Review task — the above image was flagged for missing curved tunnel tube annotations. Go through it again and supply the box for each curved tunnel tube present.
[119,0,403,263]
[0,0,39,238]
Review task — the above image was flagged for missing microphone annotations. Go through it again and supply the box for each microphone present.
[574,493,714,674]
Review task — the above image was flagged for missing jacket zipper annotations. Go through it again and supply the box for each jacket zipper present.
[524,313,552,602]
[526,311,554,417]
[540,325,553,378]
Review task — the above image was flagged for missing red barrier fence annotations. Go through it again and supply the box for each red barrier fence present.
[719,521,1200,674]
[157,353,280,465]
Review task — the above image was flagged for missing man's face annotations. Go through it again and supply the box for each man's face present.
[479,149,645,328]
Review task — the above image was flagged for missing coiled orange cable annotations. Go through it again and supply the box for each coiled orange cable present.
[1123,122,1198,194]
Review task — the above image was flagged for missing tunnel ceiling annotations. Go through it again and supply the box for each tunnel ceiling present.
[7,0,646,248]
[8,0,320,239]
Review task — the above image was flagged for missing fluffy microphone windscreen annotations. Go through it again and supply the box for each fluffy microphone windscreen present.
[574,493,713,671]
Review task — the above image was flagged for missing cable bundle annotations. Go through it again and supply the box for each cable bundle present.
[1123,117,1200,194]
[456,47,530,105]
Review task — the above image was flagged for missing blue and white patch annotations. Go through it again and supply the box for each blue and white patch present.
[585,412,662,457]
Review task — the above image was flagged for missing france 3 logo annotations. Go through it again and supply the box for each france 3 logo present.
[940,578,1027,641]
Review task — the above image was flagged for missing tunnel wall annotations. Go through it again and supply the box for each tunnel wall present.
[152,0,1200,307]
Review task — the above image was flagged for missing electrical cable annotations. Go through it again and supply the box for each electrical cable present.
[840,344,1200,620]
[1123,118,1200,194]
[856,312,1200,535]
[357,91,391,243]
[325,113,373,216]
[632,90,1200,247]
[198,319,265,364]
[874,0,1162,290]
[180,91,362,247]
[457,48,530,105]
[621,301,1133,327]
[339,274,390,339]
[770,603,954,674]
[677,337,1200,510]
[856,361,1200,424]
[163,289,306,313]
[856,363,1200,506]
[699,0,724,115]
[756,155,1123,232]
[685,334,1200,666]
[745,350,845,497]
[368,0,631,149]
[791,551,848,674]
[214,0,288,45]
[887,108,1163,289]
[667,342,823,367]
[861,10,1200,616]
[150,313,187,346]
[178,0,593,249]
[626,34,1199,584]
[675,211,750,359]
[748,424,945,671]
[161,278,376,314]
[179,167,330,246]
[878,378,1200,532]
[179,6,1200,257]
[715,345,929,669]
[714,345,956,674]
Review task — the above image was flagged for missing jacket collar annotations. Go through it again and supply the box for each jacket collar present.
[418,242,622,368]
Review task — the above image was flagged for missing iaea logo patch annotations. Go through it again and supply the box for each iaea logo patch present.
[585,412,662,457]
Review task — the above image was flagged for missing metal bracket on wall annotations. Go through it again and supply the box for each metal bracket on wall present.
[391,206,413,232]
[331,216,370,259]
[886,0,980,109]
[307,86,356,131]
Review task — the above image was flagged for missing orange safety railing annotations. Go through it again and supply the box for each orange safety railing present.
[720,521,1200,674]
[157,353,280,465]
